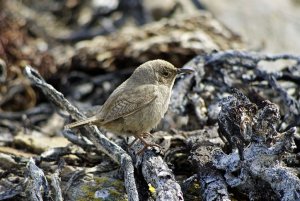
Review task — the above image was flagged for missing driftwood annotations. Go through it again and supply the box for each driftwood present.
[23,65,183,201]
[24,66,139,201]
[187,128,230,201]
[0,153,26,200]
[216,89,299,200]
[1,46,300,201]
[166,50,300,200]
[50,160,64,201]
[1,2,246,200]
[168,50,300,131]
[129,143,183,201]
[26,158,51,201]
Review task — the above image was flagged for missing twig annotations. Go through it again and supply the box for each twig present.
[129,136,183,201]
[205,50,300,68]
[61,130,95,151]
[268,74,300,115]
[26,158,51,201]
[51,160,64,201]
[24,66,139,201]
[0,180,26,200]
[188,131,230,201]
[138,151,184,201]
[63,169,86,199]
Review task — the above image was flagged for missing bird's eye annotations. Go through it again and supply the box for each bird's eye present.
[162,71,170,77]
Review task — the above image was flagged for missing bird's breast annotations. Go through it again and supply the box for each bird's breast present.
[155,85,172,117]
[121,85,171,134]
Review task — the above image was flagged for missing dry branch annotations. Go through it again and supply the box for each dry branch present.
[24,66,139,201]
[215,89,299,200]
[187,128,230,201]
[130,146,184,201]
[50,160,64,201]
[26,158,51,201]
[24,65,184,201]
[165,50,300,200]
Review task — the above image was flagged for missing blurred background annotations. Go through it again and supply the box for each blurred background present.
[1,0,299,110]
[201,0,300,54]
[1,1,300,200]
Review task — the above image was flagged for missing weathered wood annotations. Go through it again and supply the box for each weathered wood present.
[50,160,64,201]
[215,89,299,200]
[24,66,139,201]
[131,146,184,201]
[187,128,230,201]
[26,158,51,201]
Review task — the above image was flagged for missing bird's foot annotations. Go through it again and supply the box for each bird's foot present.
[136,135,161,155]
[137,143,161,155]
[127,132,153,148]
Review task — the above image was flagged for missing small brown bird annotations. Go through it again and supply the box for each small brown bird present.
[65,60,194,154]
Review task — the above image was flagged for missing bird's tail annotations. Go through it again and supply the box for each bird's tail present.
[64,116,98,129]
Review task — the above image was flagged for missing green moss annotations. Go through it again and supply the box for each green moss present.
[78,185,97,201]
[77,176,127,201]
[183,181,201,201]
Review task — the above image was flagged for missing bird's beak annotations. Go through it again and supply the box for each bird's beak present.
[177,66,195,74]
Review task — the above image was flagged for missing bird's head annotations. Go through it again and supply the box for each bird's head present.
[131,60,194,87]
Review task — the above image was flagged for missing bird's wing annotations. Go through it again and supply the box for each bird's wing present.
[99,84,158,124]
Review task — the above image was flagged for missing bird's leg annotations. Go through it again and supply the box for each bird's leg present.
[141,132,154,138]
[128,132,153,148]
[128,137,139,148]
[135,134,162,155]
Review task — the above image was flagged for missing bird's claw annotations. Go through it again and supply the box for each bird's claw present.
[136,143,162,155]
[128,134,161,155]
